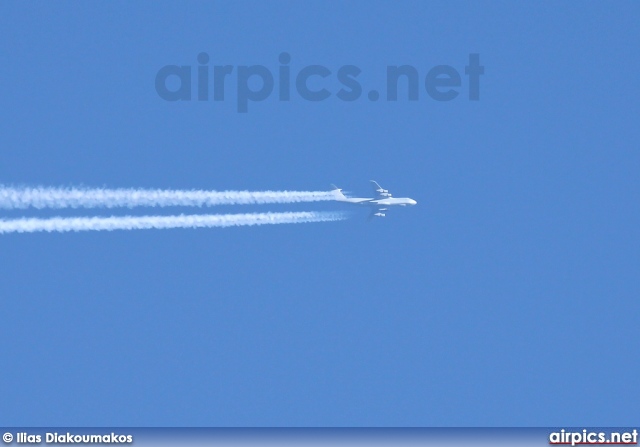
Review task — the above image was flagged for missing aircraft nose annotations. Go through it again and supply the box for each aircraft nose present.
[411,199,417,205]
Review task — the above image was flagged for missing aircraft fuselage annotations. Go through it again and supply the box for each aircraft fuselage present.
[336,197,417,206]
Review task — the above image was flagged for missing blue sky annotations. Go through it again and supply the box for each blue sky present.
[1,1,638,426]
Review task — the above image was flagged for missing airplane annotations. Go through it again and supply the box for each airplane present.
[331,180,417,220]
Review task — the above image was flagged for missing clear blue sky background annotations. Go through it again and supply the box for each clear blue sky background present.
[1,1,638,426]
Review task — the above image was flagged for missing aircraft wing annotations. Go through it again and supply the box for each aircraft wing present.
[367,205,389,221]
[370,180,392,199]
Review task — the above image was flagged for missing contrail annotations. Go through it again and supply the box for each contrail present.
[0,211,346,234]
[0,186,339,209]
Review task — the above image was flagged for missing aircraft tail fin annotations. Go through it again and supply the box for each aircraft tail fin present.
[330,184,348,200]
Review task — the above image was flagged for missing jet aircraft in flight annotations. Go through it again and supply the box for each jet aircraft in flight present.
[331,181,417,220]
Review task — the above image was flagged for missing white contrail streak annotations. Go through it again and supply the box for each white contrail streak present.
[0,186,339,209]
[0,211,346,234]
